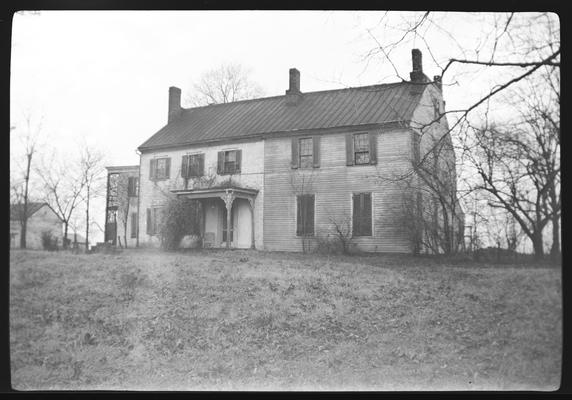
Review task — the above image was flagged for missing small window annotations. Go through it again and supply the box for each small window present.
[150,157,171,180]
[182,154,204,178]
[296,194,315,236]
[353,193,372,236]
[130,212,138,238]
[127,177,139,197]
[299,138,313,169]
[218,150,242,175]
[354,133,370,165]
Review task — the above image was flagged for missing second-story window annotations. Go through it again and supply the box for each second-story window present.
[354,133,370,165]
[127,177,139,197]
[181,154,205,178]
[291,136,320,169]
[149,157,171,180]
[346,132,377,166]
[217,150,242,175]
[299,138,313,168]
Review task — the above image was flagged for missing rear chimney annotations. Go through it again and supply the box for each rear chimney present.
[410,49,429,83]
[168,86,182,123]
[285,68,302,105]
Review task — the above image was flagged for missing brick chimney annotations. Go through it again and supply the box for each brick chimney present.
[168,86,182,123]
[409,49,429,83]
[285,68,302,105]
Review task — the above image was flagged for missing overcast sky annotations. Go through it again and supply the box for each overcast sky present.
[11,10,508,166]
[10,10,556,245]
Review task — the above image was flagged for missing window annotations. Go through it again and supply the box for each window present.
[291,136,320,169]
[182,154,204,178]
[299,138,313,168]
[149,157,171,180]
[130,212,138,238]
[127,177,139,197]
[296,194,315,236]
[352,193,372,236]
[217,150,242,175]
[146,207,162,236]
[346,132,377,166]
[354,133,370,165]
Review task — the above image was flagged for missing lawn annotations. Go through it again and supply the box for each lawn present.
[10,249,561,391]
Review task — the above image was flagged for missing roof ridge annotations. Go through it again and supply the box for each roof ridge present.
[182,80,413,112]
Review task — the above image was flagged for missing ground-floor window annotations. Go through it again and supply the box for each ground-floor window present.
[353,192,372,236]
[296,194,315,236]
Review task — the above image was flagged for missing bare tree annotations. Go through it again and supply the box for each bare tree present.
[10,115,43,249]
[185,63,265,106]
[79,145,106,251]
[37,155,86,249]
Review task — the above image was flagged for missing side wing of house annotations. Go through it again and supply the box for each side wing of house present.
[105,166,140,248]
[138,140,265,249]
[409,84,465,253]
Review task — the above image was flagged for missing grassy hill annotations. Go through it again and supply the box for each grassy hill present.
[9,249,561,390]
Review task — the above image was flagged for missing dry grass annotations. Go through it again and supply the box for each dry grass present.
[10,249,561,391]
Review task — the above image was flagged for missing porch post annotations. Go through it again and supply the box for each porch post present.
[248,197,255,249]
[221,190,235,249]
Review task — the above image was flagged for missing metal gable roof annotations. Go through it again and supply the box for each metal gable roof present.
[138,81,427,151]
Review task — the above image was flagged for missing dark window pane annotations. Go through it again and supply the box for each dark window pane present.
[297,194,315,236]
[353,193,372,236]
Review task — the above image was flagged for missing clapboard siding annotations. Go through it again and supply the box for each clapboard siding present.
[263,128,413,252]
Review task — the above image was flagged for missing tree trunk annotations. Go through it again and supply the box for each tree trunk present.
[63,222,69,249]
[550,214,560,263]
[532,231,544,260]
[85,186,90,251]
[20,153,33,249]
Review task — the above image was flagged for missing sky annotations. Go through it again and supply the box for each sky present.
[10,11,558,247]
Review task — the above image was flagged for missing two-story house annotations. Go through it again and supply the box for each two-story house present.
[105,49,463,253]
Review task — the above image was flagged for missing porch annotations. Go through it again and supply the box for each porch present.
[171,187,259,249]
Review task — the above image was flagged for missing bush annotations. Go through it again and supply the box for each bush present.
[41,231,59,251]
[159,198,202,251]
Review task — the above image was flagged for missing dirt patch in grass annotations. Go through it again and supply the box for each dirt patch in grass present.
[10,249,561,390]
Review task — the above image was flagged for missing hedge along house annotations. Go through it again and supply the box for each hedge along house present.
[114,49,462,252]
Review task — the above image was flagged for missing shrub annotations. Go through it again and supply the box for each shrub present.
[41,231,59,251]
[159,198,202,250]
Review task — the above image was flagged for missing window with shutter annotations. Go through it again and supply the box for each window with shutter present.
[219,150,241,175]
[354,133,370,165]
[151,157,171,180]
[188,154,204,177]
[296,194,315,236]
[352,193,372,236]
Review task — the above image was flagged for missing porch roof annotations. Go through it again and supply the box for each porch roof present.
[170,186,259,200]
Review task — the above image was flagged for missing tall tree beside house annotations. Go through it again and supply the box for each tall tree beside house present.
[37,154,86,249]
[184,63,265,107]
[10,114,43,249]
[79,145,106,251]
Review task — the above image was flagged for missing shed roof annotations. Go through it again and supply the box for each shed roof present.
[138,81,428,151]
